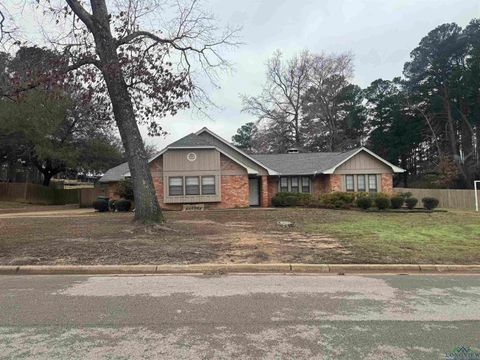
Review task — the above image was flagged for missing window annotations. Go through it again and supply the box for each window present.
[345,175,354,192]
[280,177,288,192]
[169,177,183,196]
[201,176,216,195]
[290,177,299,192]
[301,177,311,193]
[185,176,200,195]
[368,175,377,193]
[357,175,366,192]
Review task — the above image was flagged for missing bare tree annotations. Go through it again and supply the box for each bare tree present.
[243,50,362,153]
[242,50,313,148]
[2,0,239,222]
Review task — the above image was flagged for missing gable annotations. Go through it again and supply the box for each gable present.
[163,149,220,172]
[334,150,393,174]
[196,130,270,175]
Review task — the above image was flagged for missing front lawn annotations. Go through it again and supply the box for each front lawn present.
[0,206,479,265]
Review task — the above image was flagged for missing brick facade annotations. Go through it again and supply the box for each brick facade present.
[105,151,396,210]
[381,173,393,194]
[260,176,269,207]
[266,177,278,206]
[328,174,343,192]
[147,154,250,210]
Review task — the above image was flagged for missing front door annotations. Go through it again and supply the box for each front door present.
[249,178,259,206]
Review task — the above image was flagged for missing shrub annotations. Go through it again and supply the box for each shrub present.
[93,199,109,212]
[390,196,404,209]
[320,192,356,208]
[422,197,439,210]
[271,192,311,207]
[397,191,412,199]
[115,199,132,212]
[374,196,390,210]
[115,180,134,200]
[284,195,298,207]
[356,196,372,210]
[108,199,116,211]
[405,197,418,209]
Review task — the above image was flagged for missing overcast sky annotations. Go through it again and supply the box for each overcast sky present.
[146,0,479,148]
[14,0,480,148]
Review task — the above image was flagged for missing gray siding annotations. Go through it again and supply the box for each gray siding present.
[197,132,268,175]
[334,151,392,174]
[163,149,221,203]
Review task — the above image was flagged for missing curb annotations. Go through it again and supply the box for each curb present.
[0,264,480,275]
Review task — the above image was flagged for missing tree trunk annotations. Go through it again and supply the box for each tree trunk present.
[443,87,467,183]
[89,0,163,223]
[42,172,53,187]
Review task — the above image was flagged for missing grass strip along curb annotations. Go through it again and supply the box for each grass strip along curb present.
[0,264,480,275]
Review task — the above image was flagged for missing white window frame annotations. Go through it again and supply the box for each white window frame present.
[368,174,378,193]
[357,175,366,192]
[185,176,200,195]
[201,176,216,195]
[345,175,355,192]
[168,177,184,196]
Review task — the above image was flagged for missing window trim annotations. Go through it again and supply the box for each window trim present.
[357,175,366,192]
[301,176,311,193]
[185,176,200,195]
[279,177,289,192]
[168,176,184,196]
[201,176,216,195]
[368,174,378,193]
[345,175,355,192]
[290,177,299,193]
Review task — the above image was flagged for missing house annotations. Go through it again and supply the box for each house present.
[99,127,404,209]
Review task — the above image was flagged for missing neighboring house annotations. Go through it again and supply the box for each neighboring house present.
[100,127,404,209]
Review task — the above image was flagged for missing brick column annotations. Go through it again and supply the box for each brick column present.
[381,173,393,193]
[329,174,342,192]
[261,176,269,207]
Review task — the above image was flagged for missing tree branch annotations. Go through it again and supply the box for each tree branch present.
[65,0,95,32]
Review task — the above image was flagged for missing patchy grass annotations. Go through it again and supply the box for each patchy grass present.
[0,206,479,265]
[305,210,480,264]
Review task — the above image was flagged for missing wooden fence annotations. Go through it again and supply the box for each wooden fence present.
[393,187,480,210]
[0,182,106,206]
[79,187,106,207]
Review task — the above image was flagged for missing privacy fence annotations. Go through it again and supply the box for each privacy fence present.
[394,187,480,210]
[0,182,106,207]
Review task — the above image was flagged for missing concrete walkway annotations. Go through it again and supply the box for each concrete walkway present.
[1,274,479,359]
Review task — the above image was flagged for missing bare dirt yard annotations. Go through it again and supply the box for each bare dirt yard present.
[0,204,479,265]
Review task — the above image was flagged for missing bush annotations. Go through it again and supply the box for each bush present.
[320,192,356,209]
[397,191,412,199]
[271,192,311,207]
[405,197,418,209]
[115,180,134,201]
[390,196,404,209]
[93,199,109,212]
[422,197,439,210]
[115,199,132,212]
[374,196,390,210]
[108,199,116,211]
[356,196,372,210]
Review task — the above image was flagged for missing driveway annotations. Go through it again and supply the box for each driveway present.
[1,274,479,359]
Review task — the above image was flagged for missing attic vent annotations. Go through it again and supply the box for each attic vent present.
[287,148,299,154]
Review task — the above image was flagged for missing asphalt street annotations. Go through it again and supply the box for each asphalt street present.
[0,274,479,359]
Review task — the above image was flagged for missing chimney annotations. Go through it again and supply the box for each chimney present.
[287,148,299,154]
